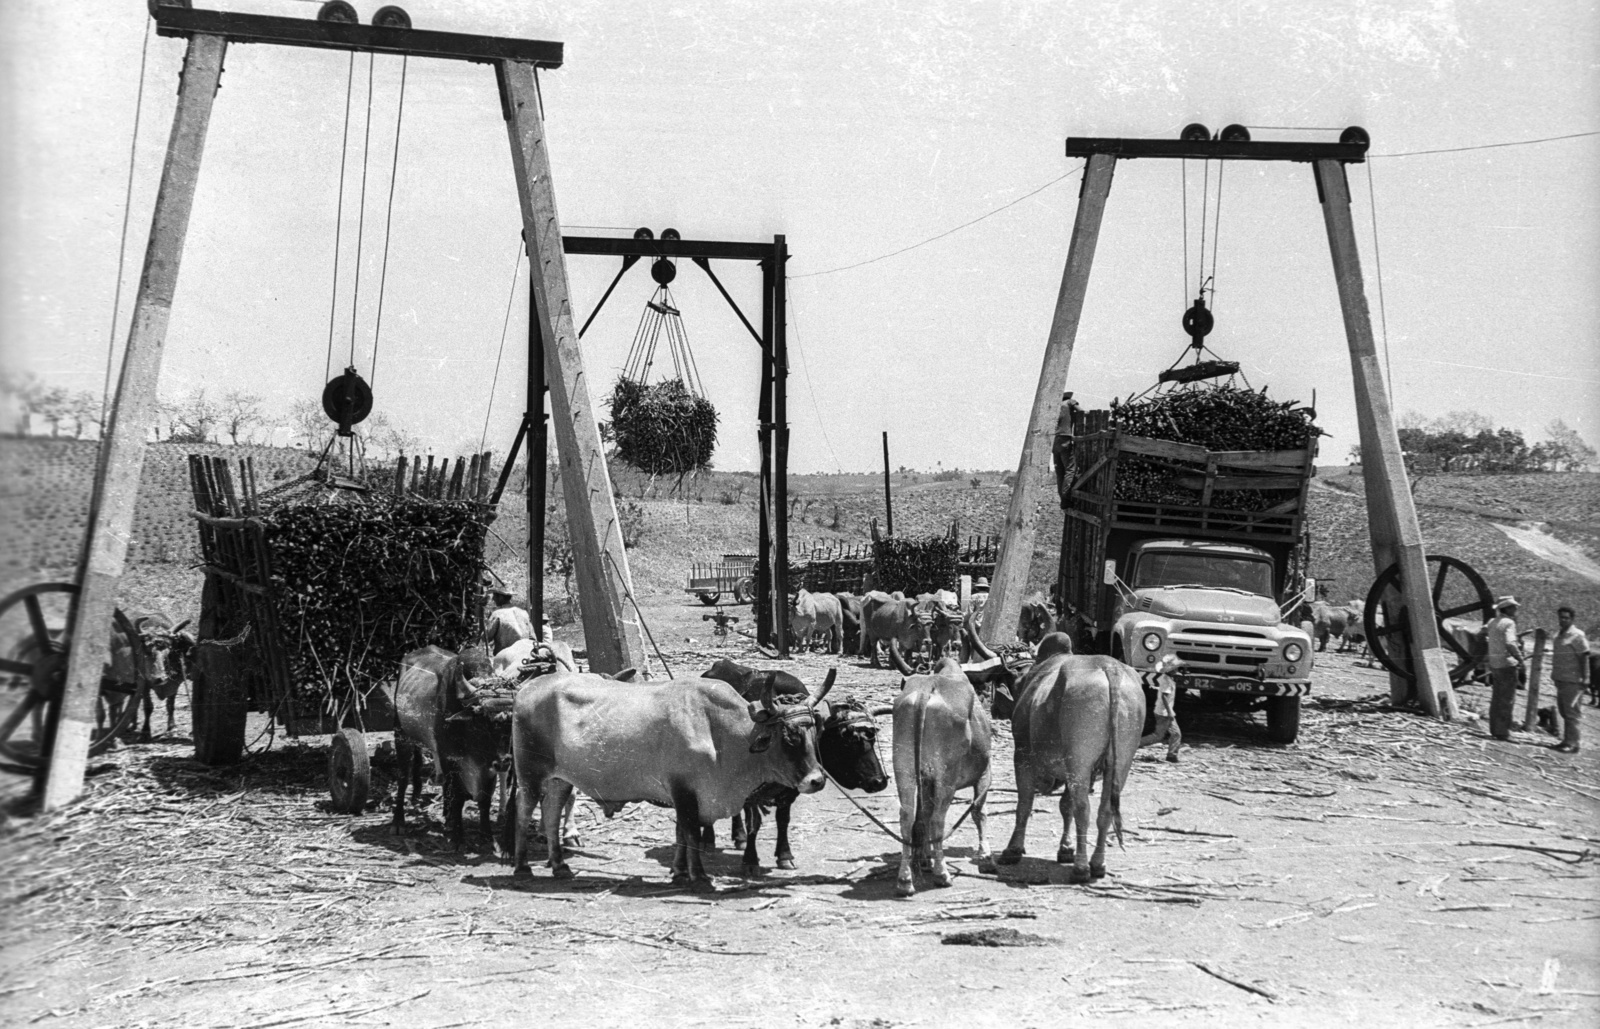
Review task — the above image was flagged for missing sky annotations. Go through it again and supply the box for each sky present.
[2,0,1596,474]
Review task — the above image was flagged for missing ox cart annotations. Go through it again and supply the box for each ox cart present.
[686,554,756,606]
[189,453,495,812]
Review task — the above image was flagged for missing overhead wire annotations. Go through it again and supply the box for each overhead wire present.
[1373,130,1599,158]
[101,17,153,431]
[478,242,525,456]
[346,53,378,369]
[1365,160,1395,409]
[793,168,1081,278]
[369,55,409,390]
[784,283,844,472]
[324,52,357,385]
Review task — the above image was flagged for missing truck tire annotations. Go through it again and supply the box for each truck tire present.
[1266,696,1301,744]
[191,642,247,766]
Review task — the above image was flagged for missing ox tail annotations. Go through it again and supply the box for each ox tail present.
[909,688,930,850]
[1106,666,1125,850]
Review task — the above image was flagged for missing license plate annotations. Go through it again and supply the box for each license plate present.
[1261,662,1296,679]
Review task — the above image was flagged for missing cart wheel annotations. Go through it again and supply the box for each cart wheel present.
[1363,555,1493,684]
[0,583,151,771]
[697,592,721,606]
[329,728,370,813]
[734,577,754,605]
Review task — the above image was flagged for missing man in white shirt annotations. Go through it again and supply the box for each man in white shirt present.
[1550,605,1589,754]
[1484,596,1524,741]
[483,589,534,655]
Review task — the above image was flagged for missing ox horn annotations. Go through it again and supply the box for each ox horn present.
[967,626,996,661]
[887,640,916,677]
[807,668,837,707]
[868,703,894,718]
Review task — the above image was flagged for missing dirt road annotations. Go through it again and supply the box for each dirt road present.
[3,598,1597,1028]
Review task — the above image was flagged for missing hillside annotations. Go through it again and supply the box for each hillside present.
[3,437,1595,639]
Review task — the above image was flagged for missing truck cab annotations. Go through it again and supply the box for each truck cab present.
[1109,539,1312,742]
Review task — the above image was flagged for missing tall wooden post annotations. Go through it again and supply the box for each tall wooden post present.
[882,431,894,536]
[982,153,1116,645]
[499,61,643,674]
[1315,159,1457,719]
[527,263,548,637]
[1521,627,1548,731]
[756,258,774,648]
[772,236,791,657]
[43,34,229,809]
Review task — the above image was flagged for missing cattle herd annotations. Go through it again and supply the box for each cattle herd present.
[390,583,1155,896]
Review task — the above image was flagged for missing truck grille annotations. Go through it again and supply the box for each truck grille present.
[1171,630,1276,670]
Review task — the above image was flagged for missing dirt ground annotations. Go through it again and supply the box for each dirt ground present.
[3,595,1597,1029]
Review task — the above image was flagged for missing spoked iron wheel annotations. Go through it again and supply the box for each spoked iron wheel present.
[1362,555,1494,685]
[0,583,149,775]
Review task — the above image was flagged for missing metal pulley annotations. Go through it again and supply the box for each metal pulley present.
[322,366,373,437]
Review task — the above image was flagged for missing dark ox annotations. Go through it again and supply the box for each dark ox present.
[511,669,834,887]
[130,615,195,741]
[893,656,995,897]
[998,633,1144,883]
[393,645,507,850]
[834,593,865,653]
[859,592,962,674]
[702,658,890,872]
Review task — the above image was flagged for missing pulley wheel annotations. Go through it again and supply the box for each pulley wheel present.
[328,727,371,813]
[1181,299,1214,341]
[1362,554,1494,684]
[650,257,677,285]
[371,5,411,29]
[322,366,374,433]
[1180,123,1211,142]
[317,1,358,23]
[1219,124,1251,142]
[1340,126,1371,148]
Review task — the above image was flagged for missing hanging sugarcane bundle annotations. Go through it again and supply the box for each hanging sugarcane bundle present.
[609,376,719,474]
[1109,382,1322,511]
[872,535,960,597]
[260,496,489,711]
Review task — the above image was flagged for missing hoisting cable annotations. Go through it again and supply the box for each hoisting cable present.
[101,17,153,429]
[1208,161,1225,310]
[369,55,409,390]
[1197,159,1210,298]
[325,53,357,385]
[1180,160,1189,311]
[1366,160,1395,408]
[478,242,525,456]
[346,52,378,369]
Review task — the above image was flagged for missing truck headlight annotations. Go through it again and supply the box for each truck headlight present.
[1284,642,1305,663]
[1141,631,1163,652]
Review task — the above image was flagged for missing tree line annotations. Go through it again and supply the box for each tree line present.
[0,371,424,457]
[1347,410,1596,474]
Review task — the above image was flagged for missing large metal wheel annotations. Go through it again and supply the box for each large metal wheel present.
[0,583,149,774]
[328,727,371,813]
[1363,555,1494,685]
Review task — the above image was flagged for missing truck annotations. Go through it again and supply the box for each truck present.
[1053,404,1317,743]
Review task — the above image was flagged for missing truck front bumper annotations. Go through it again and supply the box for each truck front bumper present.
[1177,675,1312,698]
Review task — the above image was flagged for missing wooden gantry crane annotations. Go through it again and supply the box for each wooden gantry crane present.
[981,125,1460,721]
[41,0,648,807]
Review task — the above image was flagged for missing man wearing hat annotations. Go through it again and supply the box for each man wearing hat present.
[484,588,535,655]
[1485,596,1525,740]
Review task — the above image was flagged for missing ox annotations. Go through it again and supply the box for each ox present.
[791,590,844,654]
[702,658,889,872]
[1310,601,1362,653]
[394,645,507,851]
[1018,592,1056,646]
[834,593,865,653]
[893,656,995,896]
[511,669,834,887]
[131,615,194,741]
[98,614,186,742]
[492,638,577,679]
[997,633,1144,883]
[859,592,961,673]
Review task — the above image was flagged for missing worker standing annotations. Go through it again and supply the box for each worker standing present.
[483,588,534,654]
[1550,605,1590,754]
[1485,596,1525,741]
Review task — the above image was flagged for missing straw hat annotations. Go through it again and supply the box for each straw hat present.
[1494,595,1519,611]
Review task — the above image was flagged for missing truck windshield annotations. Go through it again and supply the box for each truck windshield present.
[1133,552,1274,597]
